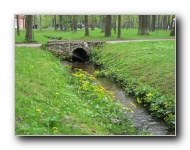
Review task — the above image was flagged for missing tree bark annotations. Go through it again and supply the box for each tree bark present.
[16,15,20,36]
[85,15,89,36]
[54,15,57,30]
[101,15,106,32]
[59,15,63,31]
[40,15,42,31]
[138,15,150,35]
[118,15,121,39]
[25,15,33,42]
[105,15,111,37]
[151,15,156,32]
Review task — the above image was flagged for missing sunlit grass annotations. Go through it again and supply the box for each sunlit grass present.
[15,47,146,135]
[15,28,174,44]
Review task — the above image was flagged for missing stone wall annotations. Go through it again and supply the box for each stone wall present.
[46,40,104,61]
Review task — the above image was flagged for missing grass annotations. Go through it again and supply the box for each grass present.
[15,47,148,135]
[15,28,174,44]
[91,40,175,129]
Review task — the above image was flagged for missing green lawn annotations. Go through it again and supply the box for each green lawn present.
[15,28,174,44]
[15,47,145,135]
[91,40,175,129]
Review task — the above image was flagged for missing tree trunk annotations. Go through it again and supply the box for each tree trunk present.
[151,15,156,32]
[167,15,171,30]
[101,16,106,32]
[85,15,89,36]
[33,15,36,29]
[54,15,57,30]
[105,15,111,37]
[163,15,167,30]
[16,15,20,36]
[138,15,150,35]
[72,15,77,32]
[118,15,121,39]
[40,15,42,31]
[59,15,63,31]
[113,15,117,34]
[25,15,33,42]
[90,15,95,30]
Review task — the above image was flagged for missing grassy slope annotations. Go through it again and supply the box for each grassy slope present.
[91,40,175,129]
[15,47,141,135]
[15,29,174,44]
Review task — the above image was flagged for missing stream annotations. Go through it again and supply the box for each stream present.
[61,60,175,135]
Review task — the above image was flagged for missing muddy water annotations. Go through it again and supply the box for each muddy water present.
[61,61,175,135]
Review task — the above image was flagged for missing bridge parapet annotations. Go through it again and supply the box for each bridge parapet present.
[46,40,104,61]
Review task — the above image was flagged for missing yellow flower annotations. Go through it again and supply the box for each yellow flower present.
[53,127,58,130]
[36,108,41,112]
[137,98,141,104]
[146,93,152,97]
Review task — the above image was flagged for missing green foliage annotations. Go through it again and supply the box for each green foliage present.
[91,40,175,129]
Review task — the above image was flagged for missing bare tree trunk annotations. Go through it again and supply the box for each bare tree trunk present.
[54,15,57,30]
[40,15,42,31]
[25,15,33,42]
[59,15,63,31]
[33,15,36,29]
[101,15,106,33]
[118,15,121,39]
[85,15,89,36]
[138,15,150,35]
[163,15,167,30]
[151,15,156,32]
[72,15,77,32]
[16,15,20,36]
[105,15,111,37]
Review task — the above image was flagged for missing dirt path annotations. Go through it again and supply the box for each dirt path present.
[106,38,175,43]
[15,43,42,48]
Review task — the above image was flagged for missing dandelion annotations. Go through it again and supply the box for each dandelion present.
[53,127,58,130]
[36,108,41,112]
[146,93,152,97]
[137,98,141,104]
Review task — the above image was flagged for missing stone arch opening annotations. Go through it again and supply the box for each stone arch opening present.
[72,48,89,62]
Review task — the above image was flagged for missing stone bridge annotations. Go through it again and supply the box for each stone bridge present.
[46,40,104,62]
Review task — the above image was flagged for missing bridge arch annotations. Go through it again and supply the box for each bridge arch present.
[72,48,89,62]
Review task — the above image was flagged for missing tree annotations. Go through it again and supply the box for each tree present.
[118,15,121,39]
[138,15,150,35]
[25,15,33,42]
[54,15,57,30]
[85,15,89,36]
[151,15,156,32]
[39,15,42,31]
[72,15,77,32]
[16,15,20,36]
[100,15,106,32]
[59,15,63,31]
[104,15,111,37]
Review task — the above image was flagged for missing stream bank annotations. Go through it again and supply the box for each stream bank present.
[61,60,175,135]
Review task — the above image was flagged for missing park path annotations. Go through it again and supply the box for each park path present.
[106,38,175,43]
[15,43,42,48]
[15,38,175,48]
